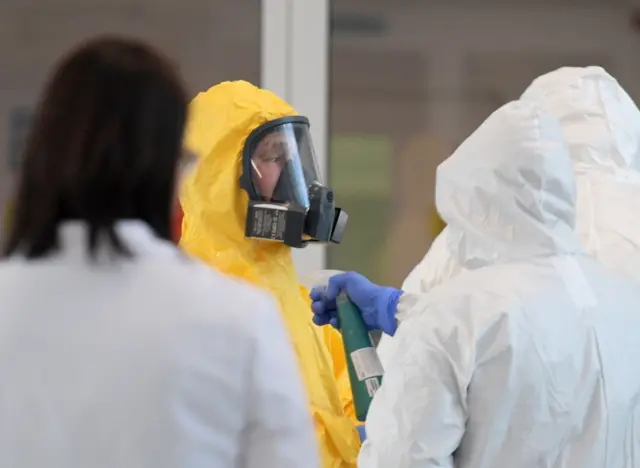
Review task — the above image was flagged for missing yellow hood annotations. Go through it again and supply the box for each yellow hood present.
[179,81,359,468]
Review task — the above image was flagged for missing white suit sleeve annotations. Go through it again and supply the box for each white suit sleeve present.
[242,296,319,468]
[359,301,468,468]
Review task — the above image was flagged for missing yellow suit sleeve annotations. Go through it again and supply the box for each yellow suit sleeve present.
[322,326,358,423]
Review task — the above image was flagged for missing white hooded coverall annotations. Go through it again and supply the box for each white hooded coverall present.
[380,66,640,365]
[359,100,640,467]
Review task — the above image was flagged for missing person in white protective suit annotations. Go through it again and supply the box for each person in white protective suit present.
[377,66,640,367]
[310,100,640,467]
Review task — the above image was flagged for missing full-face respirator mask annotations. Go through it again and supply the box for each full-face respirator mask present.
[239,116,348,248]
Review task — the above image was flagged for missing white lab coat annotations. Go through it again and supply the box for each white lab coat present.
[359,101,640,467]
[378,66,640,366]
[0,221,318,468]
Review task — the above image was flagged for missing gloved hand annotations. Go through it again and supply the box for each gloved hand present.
[357,424,367,442]
[309,271,403,336]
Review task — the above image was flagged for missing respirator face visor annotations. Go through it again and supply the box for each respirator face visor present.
[240,116,347,247]
[244,117,320,208]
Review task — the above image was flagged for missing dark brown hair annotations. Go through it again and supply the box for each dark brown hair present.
[4,35,188,258]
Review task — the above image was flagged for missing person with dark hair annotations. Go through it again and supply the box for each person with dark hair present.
[0,36,318,468]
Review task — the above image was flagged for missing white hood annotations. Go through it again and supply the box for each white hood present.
[436,100,584,269]
[521,66,640,174]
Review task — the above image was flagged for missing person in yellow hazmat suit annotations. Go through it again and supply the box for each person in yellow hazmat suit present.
[177,81,360,468]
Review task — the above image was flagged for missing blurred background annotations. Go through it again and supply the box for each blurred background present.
[2,0,640,286]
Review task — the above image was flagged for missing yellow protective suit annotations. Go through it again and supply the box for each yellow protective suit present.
[429,209,446,239]
[179,81,360,468]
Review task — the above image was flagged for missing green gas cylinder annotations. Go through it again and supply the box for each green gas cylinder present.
[337,291,385,422]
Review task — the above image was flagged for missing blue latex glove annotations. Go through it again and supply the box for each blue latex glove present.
[357,424,367,442]
[309,271,403,336]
